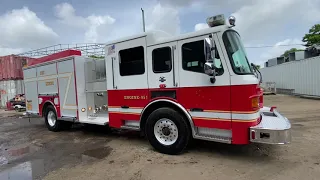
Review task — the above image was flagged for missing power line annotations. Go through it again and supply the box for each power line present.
[245,44,305,48]
[0,43,306,52]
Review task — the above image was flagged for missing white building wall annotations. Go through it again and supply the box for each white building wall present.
[260,56,320,96]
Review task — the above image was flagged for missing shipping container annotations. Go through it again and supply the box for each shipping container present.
[260,56,320,97]
[0,80,25,108]
[267,57,286,67]
[288,51,309,61]
[0,59,2,80]
[0,55,34,80]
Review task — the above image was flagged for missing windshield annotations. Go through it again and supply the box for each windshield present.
[222,30,253,75]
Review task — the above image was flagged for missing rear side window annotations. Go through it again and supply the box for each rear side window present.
[152,47,172,73]
[119,46,145,76]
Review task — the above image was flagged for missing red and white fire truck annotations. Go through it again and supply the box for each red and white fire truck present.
[23,15,291,155]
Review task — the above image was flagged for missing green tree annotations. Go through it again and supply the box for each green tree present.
[89,55,104,59]
[252,63,260,69]
[302,24,320,47]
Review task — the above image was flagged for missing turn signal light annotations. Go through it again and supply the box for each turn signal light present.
[252,97,259,109]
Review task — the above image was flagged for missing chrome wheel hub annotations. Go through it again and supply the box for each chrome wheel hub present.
[47,111,56,127]
[154,118,178,146]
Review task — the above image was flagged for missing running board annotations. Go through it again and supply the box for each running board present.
[121,125,140,131]
[194,127,232,144]
[59,116,76,122]
[121,120,140,131]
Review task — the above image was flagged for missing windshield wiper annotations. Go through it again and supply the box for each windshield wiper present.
[251,63,262,84]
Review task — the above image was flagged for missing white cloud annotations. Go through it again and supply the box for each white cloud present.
[145,3,180,35]
[53,2,181,43]
[194,23,208,31]
[0,46,24,56]
[231,0,320,43]
[160,0,320,43]
[158,0,195,7]
[54,3,116,43]
[259,38,305,65]
[0,7,59,55]
[161,0,319,66]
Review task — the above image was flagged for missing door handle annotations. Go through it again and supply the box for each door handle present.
[190,108,203,112]
[111,57,117,89]
[172,45,177,87]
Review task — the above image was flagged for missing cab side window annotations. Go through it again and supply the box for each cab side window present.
[152,47,172,73]
[119,46,145,76]
[182,39,224,76]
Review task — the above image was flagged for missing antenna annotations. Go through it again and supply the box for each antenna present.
[141,8,146,32]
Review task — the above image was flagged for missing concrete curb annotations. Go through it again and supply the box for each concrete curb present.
[299,95,320,100]
[263,92,276,95]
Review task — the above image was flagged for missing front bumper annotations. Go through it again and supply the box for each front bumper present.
[250,106,291,144]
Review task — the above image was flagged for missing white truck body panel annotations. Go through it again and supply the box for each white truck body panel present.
[23,68,39,113]
[23,55,109,125]
[57,60,77,117]
[37,63,58,95]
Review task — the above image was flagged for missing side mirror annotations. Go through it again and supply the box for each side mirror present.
[204,62,215,76]
[204,62,216,84]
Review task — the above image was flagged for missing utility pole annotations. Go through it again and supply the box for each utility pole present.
[141,8,146,32]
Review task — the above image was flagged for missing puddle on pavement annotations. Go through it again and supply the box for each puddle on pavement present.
[0,144,113,179]
[82,146,112,159]
[0,159,45,180]
[0,118,114,179]
[0,143,40,166]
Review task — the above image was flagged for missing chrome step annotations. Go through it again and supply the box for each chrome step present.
[121,125,140,131]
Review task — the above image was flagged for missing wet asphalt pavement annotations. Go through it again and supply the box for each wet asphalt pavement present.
[1,95,320,180]
[0,114,123,180]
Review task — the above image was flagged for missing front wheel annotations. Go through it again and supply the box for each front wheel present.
[145,107,191,155]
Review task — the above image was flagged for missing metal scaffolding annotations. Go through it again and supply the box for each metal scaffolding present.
[16,43,106,58]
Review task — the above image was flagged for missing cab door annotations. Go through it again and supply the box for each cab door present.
[147,42,178,89]
[177,33,232,130]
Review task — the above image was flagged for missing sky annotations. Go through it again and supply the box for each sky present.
[0,0,320,66]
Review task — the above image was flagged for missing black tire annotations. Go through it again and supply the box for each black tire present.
[44,105,63,132]
[145,107,191,155]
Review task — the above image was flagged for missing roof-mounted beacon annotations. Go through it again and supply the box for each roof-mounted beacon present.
[206,14,236,28]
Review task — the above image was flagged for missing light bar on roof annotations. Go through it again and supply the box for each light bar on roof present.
[206,14,225,27]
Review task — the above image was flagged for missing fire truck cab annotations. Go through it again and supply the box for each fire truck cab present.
[23,15,291,155]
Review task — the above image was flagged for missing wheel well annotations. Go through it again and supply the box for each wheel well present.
[42,102,54,117]
[140,101,193,134]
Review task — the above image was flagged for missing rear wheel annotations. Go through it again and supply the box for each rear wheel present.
[44,105,64,132]
[145,107,191,155]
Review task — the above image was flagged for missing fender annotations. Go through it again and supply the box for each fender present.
[41,100,57,117]
[140,99,196,137]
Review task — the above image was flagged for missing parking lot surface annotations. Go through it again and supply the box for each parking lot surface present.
[0,95,320,180]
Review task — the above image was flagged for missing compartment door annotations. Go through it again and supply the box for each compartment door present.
[58,59,77,117]
[24,68,39,113]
